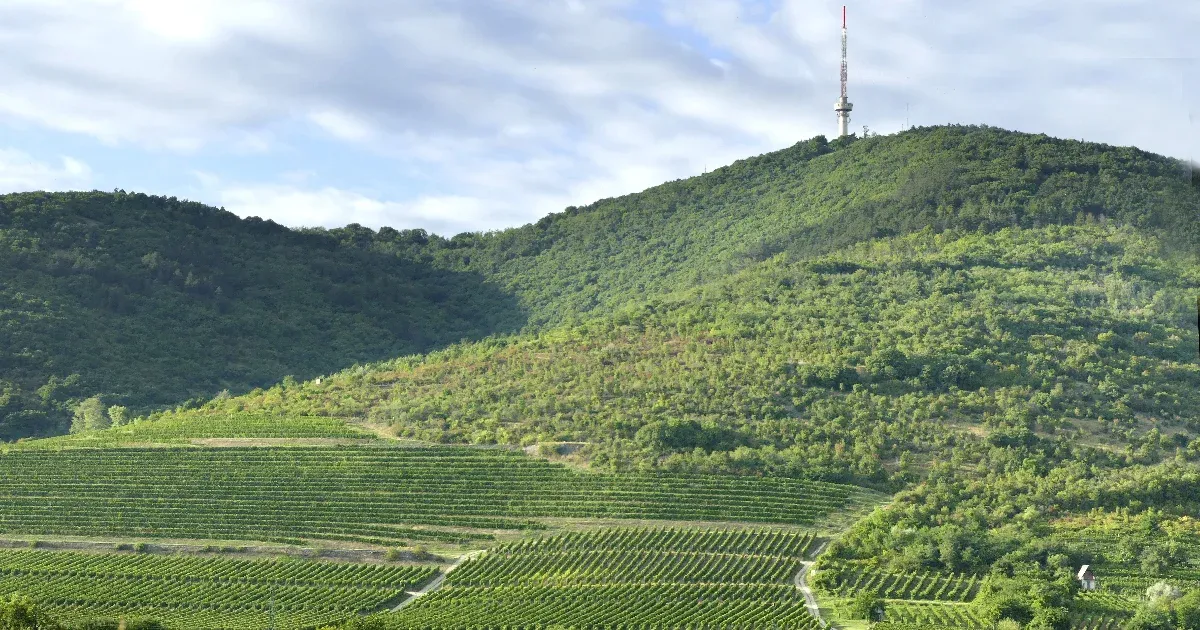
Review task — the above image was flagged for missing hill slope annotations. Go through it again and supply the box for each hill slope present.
[0,191,524,440]
[3,125,1197,442]
[163,125,1200,580]
[361,125,1200,326]
[8,125,1200,628]
[200,223,1200,487]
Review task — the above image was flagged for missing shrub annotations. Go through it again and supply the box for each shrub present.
[848,589,884,620]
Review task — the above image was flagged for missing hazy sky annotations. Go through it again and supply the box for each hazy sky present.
[1,0,1197,236]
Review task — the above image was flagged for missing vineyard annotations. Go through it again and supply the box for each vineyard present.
[387,527,824,628]
[813,561,980,602]
[0,446,871,547]
[0,549,436,629]
[880,601,987,628]
[22,413,374,447]
[857,584,1140,630]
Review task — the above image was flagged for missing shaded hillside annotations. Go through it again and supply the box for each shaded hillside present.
[0,191,524,440]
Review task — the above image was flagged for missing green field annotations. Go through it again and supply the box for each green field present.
[386,528,823,628]
[0,549,436,629]
[0,445,872,547]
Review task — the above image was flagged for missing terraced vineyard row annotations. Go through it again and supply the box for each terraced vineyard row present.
[1071,613,1130,630]
[881,601,987,628]
[815,561,980,602]
[452,529,817,586]
[0,447,867,546]
[388,527,822,629]
[0,549,436,629]
[873,619,955,624]
[1080,570,1200,596]
[390,583,823,629]
[27,413,373,447]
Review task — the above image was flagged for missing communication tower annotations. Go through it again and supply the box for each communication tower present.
[835,6,853,137]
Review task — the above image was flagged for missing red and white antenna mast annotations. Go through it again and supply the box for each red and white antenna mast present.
[834,5,854,137]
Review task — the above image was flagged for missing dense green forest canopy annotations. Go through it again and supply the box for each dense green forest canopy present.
[0,191,524,440]
[3,124,1197,443]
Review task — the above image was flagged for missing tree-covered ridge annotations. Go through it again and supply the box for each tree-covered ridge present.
[360,125,1200,327]
[202,223,1199,486]
[0,190,524,440]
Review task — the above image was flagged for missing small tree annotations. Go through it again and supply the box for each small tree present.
[848,589,884,620]
[1127,605,1175,630]
[1141,546,1171,576]
[1028,606,1070,630]
[983,595,1036,627]
[0,594,62,629]
[108,405,129,427]
[1146,580,1183,604]
[1175,589,1200,629]
[70,396,108,433]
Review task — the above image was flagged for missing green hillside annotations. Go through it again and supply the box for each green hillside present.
[0,191,524,440]
[361,125,1200,326]
[203,223,1200,486]
[3,125,1197,444]
[4,124,1200,628]
[161,126,1200,603]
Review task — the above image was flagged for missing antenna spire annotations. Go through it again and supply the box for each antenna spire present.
[834,5,853,137]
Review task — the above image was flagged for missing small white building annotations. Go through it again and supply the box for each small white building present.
[1077,565,1097,591]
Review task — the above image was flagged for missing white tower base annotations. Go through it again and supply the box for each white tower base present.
[835,97,853,138]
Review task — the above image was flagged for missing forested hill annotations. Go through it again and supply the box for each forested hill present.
[358,125,1200,326]
[0,191,525,440]
[3,124,1199,442]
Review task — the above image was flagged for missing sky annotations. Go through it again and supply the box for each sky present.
[0,0,1197,237]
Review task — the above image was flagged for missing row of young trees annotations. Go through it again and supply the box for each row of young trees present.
[67,397,127,433]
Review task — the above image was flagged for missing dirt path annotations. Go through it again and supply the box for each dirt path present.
[795,540,830,628]
[390,551,482,612]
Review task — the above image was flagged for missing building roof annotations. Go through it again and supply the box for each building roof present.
[1077,565,1092,579]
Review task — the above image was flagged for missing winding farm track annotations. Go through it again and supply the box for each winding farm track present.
[390,551,482,612]
[795,540,830,628]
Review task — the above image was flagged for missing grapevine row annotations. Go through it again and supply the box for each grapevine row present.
[0,447,863,545]
[816,561,979,602]
[0,549,436,629]
[388,527,822,629]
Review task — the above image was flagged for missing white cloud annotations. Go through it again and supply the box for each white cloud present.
[308,110,374,143]
[0,0,1196,233]
[0,149,92,192]
[216,184,501,235]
